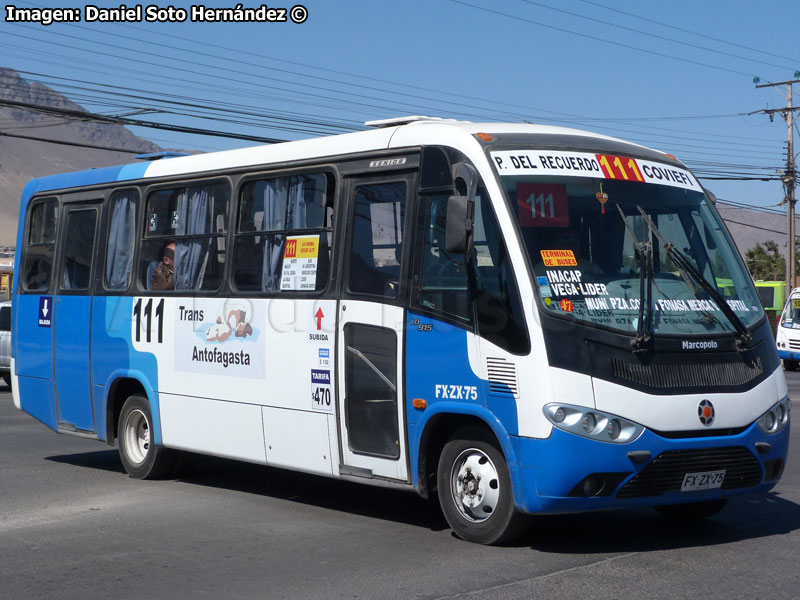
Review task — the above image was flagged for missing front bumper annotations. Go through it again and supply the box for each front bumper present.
[513,419,789,514]
[778,349,800,362]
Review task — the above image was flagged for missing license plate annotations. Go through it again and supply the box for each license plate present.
[680,470,725,492]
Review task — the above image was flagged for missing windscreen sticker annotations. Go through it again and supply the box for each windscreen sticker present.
[517,183,569,227]
[540,249,577,267]
[793,300,800,309]
[536,276,552,297]
[281,235,320,291]
[544,269,609,297]
[491,150,700,191]
[544,295,751,316]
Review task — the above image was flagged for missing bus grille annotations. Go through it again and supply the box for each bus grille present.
[789,340,800,351]
[610,356,762,389]
[486,357,518,397]
[616,447,762,498]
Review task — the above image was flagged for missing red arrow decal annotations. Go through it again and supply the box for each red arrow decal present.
[314,307,324,330]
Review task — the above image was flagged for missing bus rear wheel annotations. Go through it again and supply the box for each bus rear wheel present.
[118,395,175,479]
[437,429,529,545]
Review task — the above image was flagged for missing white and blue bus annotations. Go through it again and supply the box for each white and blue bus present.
[10,116,790,544]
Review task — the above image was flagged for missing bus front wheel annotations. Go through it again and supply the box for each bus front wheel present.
[437,430,528,545]
[118,395,175,479]
[784,360,799,371]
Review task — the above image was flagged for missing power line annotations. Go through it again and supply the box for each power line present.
[446,0,761,78]
[515,0,798,72]
[573,0,800,65]
[721,216,788,234]
[0,130,147,153]
[0,97,288,144]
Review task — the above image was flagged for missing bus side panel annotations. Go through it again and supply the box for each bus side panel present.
[54,294,95,431]
[160,393,267,464]
[404,312,522,490]
[91,296,163,444]
[15,293,57,429]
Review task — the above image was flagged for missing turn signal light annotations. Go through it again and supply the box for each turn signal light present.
[413,398,427,410]
[476,132,493,141]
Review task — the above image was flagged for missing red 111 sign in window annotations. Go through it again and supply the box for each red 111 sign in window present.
[517,183,570,227]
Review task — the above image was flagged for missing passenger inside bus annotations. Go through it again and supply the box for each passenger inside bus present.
[150,241,175,290]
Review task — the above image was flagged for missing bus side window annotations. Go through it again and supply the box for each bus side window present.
[60,209,97,291]
[22,198,59,292]
[141,183,229,291]
[411,188,530,354]
[412,194,471,322]
[232,172,332,293]
[348,182,406,299]
[105,190,138,291]
[472,190,530,355]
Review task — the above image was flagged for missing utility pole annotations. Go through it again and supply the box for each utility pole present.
[755,78,800,292]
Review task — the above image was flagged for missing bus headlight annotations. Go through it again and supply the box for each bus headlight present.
[543,403,644,444]
[757,397,791,434]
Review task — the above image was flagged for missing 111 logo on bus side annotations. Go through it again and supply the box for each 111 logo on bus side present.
[435,384,478,400]
[133,298,164,343]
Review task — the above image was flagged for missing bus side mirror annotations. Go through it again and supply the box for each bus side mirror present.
[445,162,478,254]
[445,195,472,254]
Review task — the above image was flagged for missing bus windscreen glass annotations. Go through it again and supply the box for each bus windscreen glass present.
[493,150,763,336]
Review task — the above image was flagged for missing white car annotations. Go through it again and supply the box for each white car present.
[0,300,10,386]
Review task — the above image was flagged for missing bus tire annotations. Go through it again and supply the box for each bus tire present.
[783,360,799,371]
[437,429,528,545]
[118,395,175,479]
[655,499,728,520]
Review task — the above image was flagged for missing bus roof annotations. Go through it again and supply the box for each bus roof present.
[19,117,670,198]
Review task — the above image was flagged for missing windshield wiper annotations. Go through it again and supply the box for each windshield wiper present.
[635,206,753,349]
[616,205,653,353]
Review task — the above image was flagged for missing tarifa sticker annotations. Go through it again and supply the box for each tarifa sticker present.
[540,249,577,267]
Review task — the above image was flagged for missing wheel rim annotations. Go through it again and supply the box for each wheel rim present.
[123,408,150,465]
[449,447,501,523]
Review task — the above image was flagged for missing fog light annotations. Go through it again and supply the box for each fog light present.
[582,476,601,497]
[554,407,566,423]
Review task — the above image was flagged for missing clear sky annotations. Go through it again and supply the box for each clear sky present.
[1,0,799,214]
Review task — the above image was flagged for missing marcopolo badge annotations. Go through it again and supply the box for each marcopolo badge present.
[698,399,715,426]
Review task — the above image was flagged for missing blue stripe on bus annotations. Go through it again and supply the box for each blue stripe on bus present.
[13,162,151,370]
[91,296,162,444]
[515,418,789,513]
[404,312,520,492]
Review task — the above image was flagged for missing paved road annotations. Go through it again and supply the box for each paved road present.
[1,376,799,600]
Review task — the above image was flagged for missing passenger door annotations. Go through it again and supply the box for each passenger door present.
[54,203,100,433]
[336,175,413,481]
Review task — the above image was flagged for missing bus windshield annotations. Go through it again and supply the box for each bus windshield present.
[497,161,763,336]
